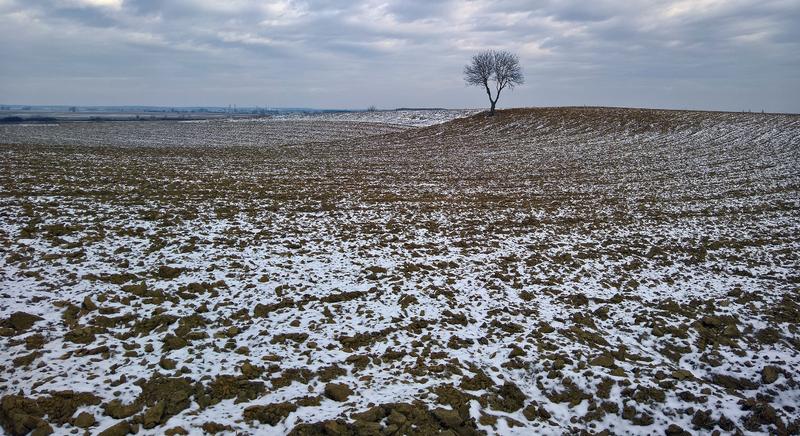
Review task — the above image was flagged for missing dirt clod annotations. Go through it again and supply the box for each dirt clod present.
[324,383,353,402]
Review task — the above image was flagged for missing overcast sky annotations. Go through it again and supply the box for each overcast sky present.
[1,0,798,112]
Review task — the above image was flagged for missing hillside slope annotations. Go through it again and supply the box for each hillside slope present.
[0,108,798,435]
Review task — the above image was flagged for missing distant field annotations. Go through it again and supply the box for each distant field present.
[0,119,408,148]
[1,107,798,435]
[0,109,477,148]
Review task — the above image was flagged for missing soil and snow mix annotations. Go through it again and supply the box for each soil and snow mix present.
[0,107,799,435]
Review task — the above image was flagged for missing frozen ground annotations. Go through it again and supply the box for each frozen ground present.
[0,120,408,148]
[0,107,799,436]
[270,109,480,127]
[0,109,477,149]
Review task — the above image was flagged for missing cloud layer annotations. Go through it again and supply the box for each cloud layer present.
[1,0,798,111]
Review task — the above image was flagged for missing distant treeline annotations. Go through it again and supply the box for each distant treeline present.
[0,116,58,124]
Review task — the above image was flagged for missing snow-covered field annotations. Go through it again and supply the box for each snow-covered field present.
[0,109,478,149]
[1,107,798,435]
[0,119,407,148]
[269,109,480,127]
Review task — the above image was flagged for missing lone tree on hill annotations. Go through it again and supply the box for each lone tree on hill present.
[464,49,524,115]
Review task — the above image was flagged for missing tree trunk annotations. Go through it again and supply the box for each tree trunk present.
[483,82,495,116]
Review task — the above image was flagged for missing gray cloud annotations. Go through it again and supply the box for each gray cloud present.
[0,0,797,112]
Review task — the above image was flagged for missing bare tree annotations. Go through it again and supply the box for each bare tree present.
[464,50,524,115]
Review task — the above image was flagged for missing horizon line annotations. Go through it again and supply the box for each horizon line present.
[1,104,797,116]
